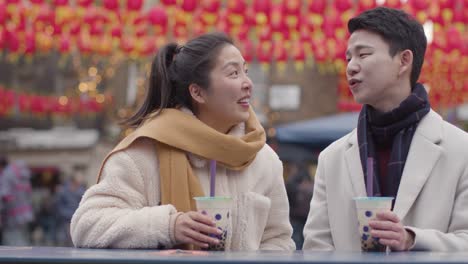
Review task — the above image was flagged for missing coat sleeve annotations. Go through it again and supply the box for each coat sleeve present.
[406,164,468,251]
[70,149,179,249]
[259,157,296,250]
[302,152,335,251]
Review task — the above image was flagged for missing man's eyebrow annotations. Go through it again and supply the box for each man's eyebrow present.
[346,44,374,56]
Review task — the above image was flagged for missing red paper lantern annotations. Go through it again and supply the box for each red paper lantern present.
[24,30,35,55]
[293,41,305,62]
[53,0,68,6]
[383,0,402,9]
[238,39,254,62]
[69,21,81,36]
[312,38,328,62]
[225,8,244,27]
[463,6,468,24]
[121,37,135,54]
[284,0,301,15]
[308,0,327,14]
[270,4,286,33]
[258,25,272,42]
[439,0,455,9]
[0,3,6,25]
[7,29,20,53]
[0,28,6,50]
[30,96,47,114]
[243,7,256,26]
[147,6,168,29]
[83,6,99,24]
[358,0,377,12]
[58,35,70,53]
[273,41,287,62]
[19,94,31,113]
[227,0,246,13]
[97,36,112,55]
[103,0,119,11]
[160,0,176,6]
[173,22,189,41]
[127,0,143,12]
[181,0,197,12]
[89,22,103,36]
[29,0,44,5]
[334,0,352,12]
[202,0,221,13]
[78,34,92,53]
[139,37,156,56]
[257,41,273,64]
[446,26,462,51]
[409,0,430,10]
[110,26,122,39]
[252,0,271,26]
[236,25,249,41]
[452,6,465,23]
[35,4,53,24]
[77,0,93,7]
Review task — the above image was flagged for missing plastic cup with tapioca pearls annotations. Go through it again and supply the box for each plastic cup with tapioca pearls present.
[353,197,394,252]
[193,196,232,251]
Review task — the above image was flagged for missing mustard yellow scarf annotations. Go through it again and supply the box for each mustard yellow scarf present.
[97,107,265,213]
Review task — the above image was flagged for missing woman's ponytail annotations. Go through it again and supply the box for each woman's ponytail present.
[122,43,178,127]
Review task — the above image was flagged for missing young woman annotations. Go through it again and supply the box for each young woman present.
[70,32,295,251]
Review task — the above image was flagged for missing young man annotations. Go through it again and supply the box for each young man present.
[303,7,468,251]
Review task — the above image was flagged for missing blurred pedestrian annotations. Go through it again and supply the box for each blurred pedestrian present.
[71,32,295,250]
[55,170,86,246]
[0,157,34,246]
[285,163,314,249]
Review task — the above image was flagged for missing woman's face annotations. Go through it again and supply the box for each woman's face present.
[193,44,253,133]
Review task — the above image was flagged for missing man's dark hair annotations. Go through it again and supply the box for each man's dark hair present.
[348,7,427,88]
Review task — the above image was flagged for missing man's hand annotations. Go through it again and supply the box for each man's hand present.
[368,211,415,251]
[174,211,222,248]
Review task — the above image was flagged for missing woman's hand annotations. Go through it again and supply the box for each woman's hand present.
[174,211,222,248]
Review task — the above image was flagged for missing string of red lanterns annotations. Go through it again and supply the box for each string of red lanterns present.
[0,84,111,117]
[0,0,466,111]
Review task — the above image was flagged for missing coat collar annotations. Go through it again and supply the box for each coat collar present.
[345,110,443,220]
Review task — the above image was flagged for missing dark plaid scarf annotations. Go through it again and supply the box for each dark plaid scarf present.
[357,83,431,197]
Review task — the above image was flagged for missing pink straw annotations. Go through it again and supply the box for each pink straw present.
[210,160,216,197]
[367,157,373,197]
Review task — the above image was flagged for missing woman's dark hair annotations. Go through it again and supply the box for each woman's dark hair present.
[123,32,234,127]
[348,7,427,88]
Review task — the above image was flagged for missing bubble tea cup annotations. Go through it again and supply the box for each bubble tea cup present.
[353,197,394,252]
[193,196,232,251]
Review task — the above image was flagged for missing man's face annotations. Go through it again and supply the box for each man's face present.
[346,29,404,112]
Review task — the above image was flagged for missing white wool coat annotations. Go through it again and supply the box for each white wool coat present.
[70,123,295,250]
[303,110,468,251]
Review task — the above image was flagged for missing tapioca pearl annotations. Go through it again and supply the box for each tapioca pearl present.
[365,211,372,217]
[363,226,369,232]
[361,234,368,241]
[215,214,222,220]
